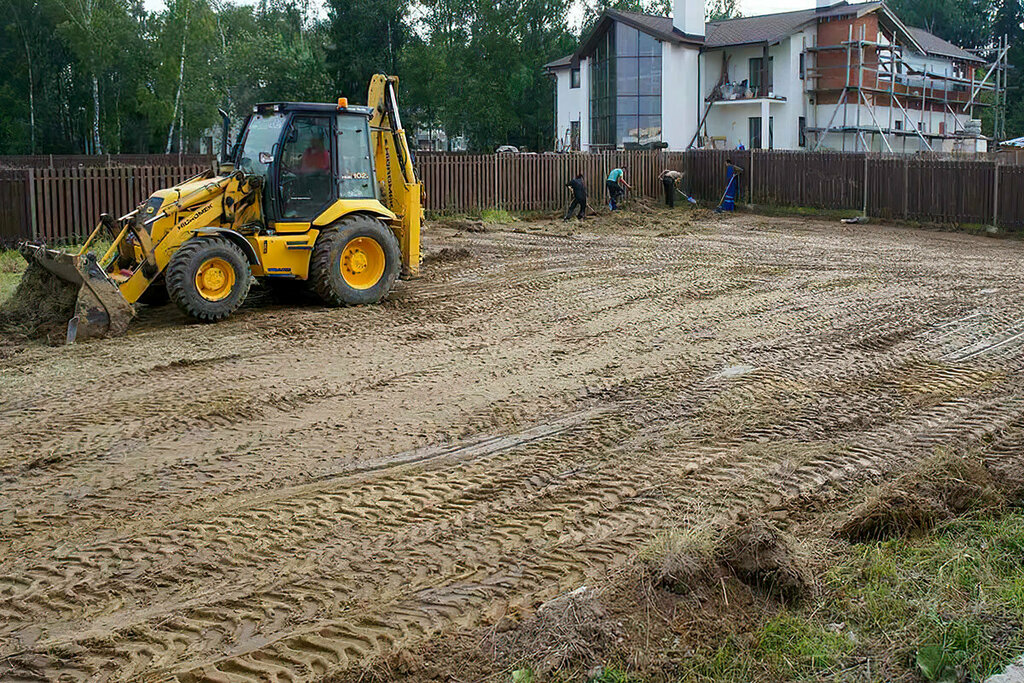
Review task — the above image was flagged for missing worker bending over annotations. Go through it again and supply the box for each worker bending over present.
[659,169,683,208]
[716,158,743,213]
[564,173,588,221]
[606,167,630,211]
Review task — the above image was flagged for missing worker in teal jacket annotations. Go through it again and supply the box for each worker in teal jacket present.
[606,167,631,211]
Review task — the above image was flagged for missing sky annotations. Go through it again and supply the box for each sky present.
[142,0,817,24]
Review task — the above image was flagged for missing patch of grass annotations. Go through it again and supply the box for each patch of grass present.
[754,612,852,677]
[748,204,862,221]
[672,510,1024,682]
[0,248,27,304]
[480,208,516,224]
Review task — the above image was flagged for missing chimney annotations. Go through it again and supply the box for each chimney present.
[674,0,705,38]
[817,0,843,9]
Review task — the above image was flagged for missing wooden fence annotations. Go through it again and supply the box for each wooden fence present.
[2,151,1023,245]
[419,150,1024,230]
[1,164,210,244]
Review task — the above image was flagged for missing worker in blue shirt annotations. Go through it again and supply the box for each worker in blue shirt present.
[606,167,631,211]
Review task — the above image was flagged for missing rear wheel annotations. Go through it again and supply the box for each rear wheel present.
[166,237,252,322]
[310,214,401,306]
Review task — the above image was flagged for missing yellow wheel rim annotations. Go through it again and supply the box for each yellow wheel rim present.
[340,236,386,290]
[194,257,236,302]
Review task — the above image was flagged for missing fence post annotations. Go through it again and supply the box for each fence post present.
[27,168,37,241]
[862,152,869,217]
[748,149,754,206]
[903,156,909,219]
[992,158,1000,231]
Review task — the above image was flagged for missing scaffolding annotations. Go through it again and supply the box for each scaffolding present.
[805,23,1009,153]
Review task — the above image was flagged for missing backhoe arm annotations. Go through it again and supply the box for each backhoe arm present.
[368,74,421,276]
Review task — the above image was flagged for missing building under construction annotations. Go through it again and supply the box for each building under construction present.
[545,0,1007,153]
[804,6,1009,153]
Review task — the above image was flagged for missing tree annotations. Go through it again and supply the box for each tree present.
[707,0,740,21]
[991,0,1023,138]
[325,0,407,104]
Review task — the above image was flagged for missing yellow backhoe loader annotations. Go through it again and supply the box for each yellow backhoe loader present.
[17,74,421,343]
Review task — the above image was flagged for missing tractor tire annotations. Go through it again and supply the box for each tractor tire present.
[166,237,252,322]
[310,214,401,306]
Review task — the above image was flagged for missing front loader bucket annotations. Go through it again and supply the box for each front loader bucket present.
[17,243,135,343]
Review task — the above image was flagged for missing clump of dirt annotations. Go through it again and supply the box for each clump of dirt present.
[840,451,1004,542]
[719,516,812,603]
[359,586,622,683]
[0,260,78,343]
[496,586,621,677]
[422,247,472,266]
[639,516,811,604]
[641,527,718,592]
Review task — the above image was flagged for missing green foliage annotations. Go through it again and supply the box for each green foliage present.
[674,511,1024,682]
[480,208,516,223]
[706,0,741,21]
[0,249,27,305]
[511,668,535,683]
[325,0,406,102]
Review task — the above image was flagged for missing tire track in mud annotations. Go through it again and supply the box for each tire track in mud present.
[2,215,1024,681]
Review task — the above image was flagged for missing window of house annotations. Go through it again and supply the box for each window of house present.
[798,116,806,147]
[570,68,581,89]
[589,27,615,147]
[749,56,774,95]
[799,53,805,80]
[894,119,902,130]
[748,116,774,149]
[590,21,662,149]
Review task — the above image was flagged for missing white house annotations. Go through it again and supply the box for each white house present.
[546,0,995,153]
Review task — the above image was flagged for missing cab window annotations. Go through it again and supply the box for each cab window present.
[337,114,375,199]
[278,115,334,218]
[237,112,287,179]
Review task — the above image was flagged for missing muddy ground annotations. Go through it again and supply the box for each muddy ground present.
[1,206,1023,681]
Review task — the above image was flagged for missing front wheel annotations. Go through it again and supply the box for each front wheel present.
[310,214,401,306]
[166,237,252,322]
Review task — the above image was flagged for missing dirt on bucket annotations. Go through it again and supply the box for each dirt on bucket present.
[0,260,78,343]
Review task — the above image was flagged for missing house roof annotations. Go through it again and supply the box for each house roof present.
[544,1,976,70]
[705,2,882,47]
[543,54,573,70]
[907,26,985,63]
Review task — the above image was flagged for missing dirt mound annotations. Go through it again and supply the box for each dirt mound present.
[720,517,812,603]
[0,260,77,343]
[422,247,472,266]
[841,451,1004,541]
[640,517,810,603]
[496,586,621,677]
[642,527,717,592]
[360,586,621,682]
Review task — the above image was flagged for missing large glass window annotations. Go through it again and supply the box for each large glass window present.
[589,27,615,147]
[590,21,662,148]
[278,115,334,218]
[237,112,287,179]
[336,114,376,199]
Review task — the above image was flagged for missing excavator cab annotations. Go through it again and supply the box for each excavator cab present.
[17,75,422,343]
